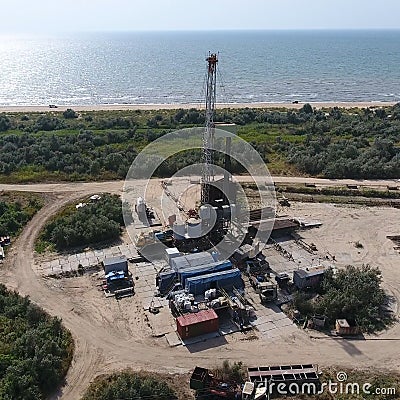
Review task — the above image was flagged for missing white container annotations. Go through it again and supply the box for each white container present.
[166,247,181,264]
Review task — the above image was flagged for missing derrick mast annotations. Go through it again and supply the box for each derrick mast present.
[201,52,218,205]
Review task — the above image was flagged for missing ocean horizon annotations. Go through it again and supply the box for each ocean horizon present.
[1,29,400,106]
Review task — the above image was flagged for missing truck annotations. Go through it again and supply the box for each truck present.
[250,275,278,303]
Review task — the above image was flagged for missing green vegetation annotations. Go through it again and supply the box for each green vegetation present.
[0,284,73,400]
[0,103,400,182]
[38,194,123,251]
[212,360,246,383]
[81,370,177,400]
[293,265,394,333]
[0,192,43,237]
[283,368,400,400]
[317,369,400,400]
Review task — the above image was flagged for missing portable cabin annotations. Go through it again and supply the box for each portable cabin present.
[335,319,361,335]
[103,256,128,275]
[293,266,327,290]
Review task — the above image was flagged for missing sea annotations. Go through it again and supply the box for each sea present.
[0,30,400,106]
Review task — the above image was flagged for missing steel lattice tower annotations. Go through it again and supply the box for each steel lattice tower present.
[201,52,218,205]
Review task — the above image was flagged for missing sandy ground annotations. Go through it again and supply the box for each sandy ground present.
[1,181,400,399]
[0,175,399,194]
[0,101,397,113]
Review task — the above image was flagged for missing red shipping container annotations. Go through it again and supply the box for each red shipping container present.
[176,309,219,340]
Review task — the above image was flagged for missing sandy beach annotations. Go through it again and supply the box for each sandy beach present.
[0,101,397,113]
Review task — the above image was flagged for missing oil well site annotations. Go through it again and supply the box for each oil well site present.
[22,54,400,400]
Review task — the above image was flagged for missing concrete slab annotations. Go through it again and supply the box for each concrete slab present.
[274,318,293,328]
[80,258,90,267]
[50,259,60,267]
[250,315,272,327]
[165,332,182,347]
[269,312,287,322]
[219,323,240,336]
[256,321,276,332]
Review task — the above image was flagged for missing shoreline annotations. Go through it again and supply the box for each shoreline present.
[0,101,397,113]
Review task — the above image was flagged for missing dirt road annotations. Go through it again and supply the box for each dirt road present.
[1,182,400,399]
[0,175,398,194]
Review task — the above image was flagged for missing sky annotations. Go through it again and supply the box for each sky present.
[2,0,400,33]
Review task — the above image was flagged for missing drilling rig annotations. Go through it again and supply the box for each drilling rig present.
[201,53,218,206]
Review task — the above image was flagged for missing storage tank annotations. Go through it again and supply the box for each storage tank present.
[187,218,202,238]
[173,222,186,240]
[168,214,177,227]
[136,197,146,215]
[199,205,211,220]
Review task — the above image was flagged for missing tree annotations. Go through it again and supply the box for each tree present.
[0,115,11,132]
[63,108,78,119]
[300,103,313,114]
[294,265,393,333]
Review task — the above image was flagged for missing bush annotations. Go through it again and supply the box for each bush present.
[81,371,177,400]
[39,194,123,250]
[0,284,74,399]
[63,108,78,119]
[0,193,43,237]
[213,360,246,383]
